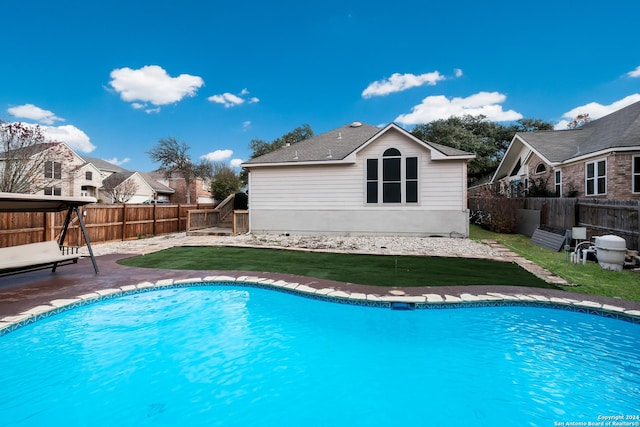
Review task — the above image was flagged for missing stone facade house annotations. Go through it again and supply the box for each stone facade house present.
[491,100,640,199]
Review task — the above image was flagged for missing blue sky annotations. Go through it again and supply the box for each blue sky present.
[2,0,639,172]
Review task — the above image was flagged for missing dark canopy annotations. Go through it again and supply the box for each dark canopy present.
[0,192,96,213]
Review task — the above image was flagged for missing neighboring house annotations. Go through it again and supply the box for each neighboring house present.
[491,100,640,199]
[242,121,474,237]
[150,171,214,204]
[0,144,175,202]
[0,142,93,197]
[100,171,174,203]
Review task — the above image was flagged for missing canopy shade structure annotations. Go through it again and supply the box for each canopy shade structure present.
[0,192,96,213]
[0,192,99,274]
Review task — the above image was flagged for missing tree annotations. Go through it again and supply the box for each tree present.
[210,162,242,201]
[147,137,212,204]
[0,121,75,194]
[248,124,314,158]
[411,115,553,185]
[241,124,314,185]
[566,113,591,129]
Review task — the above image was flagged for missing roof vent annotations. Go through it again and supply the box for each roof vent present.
[337,132,342,140]
[326,149,333,159]
[350,121,362,127]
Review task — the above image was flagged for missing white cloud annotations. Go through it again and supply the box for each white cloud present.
[362,71,446,98]
[395,92,523,125]
[208,88,259,108]
[628,66,640,78]
[109,65,204,107]
[104,157,130,166]
[41,124,96,153]
[208,93,245,108]
[555,93,640,129]
[7,104,64,125]
[201,149,233,162]
[554,120,571,130]
[242,121,251,130]
[230,158,244,167]
[454,68,463,78]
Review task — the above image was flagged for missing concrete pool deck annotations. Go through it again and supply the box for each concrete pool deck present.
[1,235,639,332]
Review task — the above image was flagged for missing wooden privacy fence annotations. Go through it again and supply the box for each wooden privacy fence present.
[469,197,640,250]
[0,203,215,248]
[185,209,249,235]
[233,210,249,235]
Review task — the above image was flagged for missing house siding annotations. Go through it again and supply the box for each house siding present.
[248,129,469,236]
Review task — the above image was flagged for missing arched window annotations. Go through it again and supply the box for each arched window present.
[535,163,546,174]
[366,148,418,204]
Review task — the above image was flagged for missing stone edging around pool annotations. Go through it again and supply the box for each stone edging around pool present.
[2,275,640,335]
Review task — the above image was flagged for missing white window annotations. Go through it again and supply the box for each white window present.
[585,159,606,195]
[366,148,418,204]
[555,170,562,197]
[44,186,61,196]
[634,155,640,194]
[535,163,546,174]
[44,161,62,179]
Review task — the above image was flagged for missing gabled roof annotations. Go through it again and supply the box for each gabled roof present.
[81,155,130,174]
[244,122,381,165]
[101,171,136,190]
[492,100,640,182]
[243,121,473,167]
[138,172,174,194]
[517,100,640,163]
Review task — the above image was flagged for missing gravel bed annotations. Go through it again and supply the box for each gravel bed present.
[81,232,502,259]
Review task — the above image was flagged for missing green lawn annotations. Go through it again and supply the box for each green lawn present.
[119,245,555,289]
[469,225,640,302]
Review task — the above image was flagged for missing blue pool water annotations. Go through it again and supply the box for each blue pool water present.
[0,287,639,426]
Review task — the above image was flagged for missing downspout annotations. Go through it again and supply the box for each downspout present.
[247,169,252,233]
[463,161,469,237]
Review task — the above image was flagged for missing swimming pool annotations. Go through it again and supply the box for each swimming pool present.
[1,286,638,426]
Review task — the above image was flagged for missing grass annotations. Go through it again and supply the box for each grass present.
[119,245,555,289]
[470,225,640,302]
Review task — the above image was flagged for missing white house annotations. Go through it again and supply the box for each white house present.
[242,121,475,237]
[100,171,174,203]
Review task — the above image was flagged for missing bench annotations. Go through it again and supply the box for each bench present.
[0,241,81,277]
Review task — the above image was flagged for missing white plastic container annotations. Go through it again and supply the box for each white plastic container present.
[594,235,627,272]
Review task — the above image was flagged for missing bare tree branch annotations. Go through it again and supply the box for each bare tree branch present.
[0,121,76,194]
[147,137,211,204]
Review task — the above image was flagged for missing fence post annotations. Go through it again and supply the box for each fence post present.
[153,203,157,236]
[44,212,54,241]
[121,204,127,241]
